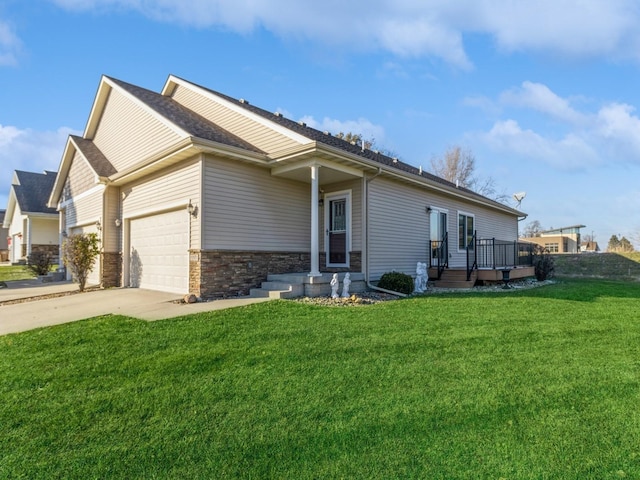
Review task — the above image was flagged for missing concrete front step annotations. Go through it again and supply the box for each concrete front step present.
[250,272,366,298]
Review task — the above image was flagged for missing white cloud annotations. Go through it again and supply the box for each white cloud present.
[46,0,640,68]
[473,82,640,171]
[0,20,21,66]
[595,103,640,155]
[479,119,599,170]
[0,125,77,205]
[299,115,385,144]
[500,81,587,125]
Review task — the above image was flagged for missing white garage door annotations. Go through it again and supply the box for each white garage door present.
[129,209,189,294]
[69,224,101,287]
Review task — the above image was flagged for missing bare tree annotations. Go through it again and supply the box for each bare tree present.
[430,146,508,202]
[335,132,374,150]
[521,220,544,238]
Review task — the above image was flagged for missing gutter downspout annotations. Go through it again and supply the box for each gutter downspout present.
[364,167,408,298]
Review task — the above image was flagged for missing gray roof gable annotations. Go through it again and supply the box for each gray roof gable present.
[70,135,117,177]
[178,77,509,208]
[107,77,264,154]
[13,170,58,215]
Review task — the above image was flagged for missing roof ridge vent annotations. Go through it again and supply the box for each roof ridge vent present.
[239,98,249,104]
[392,157,398,163]
[323,131,331,136]
[274,111,282,117]
[298,121,306,127]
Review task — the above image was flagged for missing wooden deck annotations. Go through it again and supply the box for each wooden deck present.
[429,266,535,288]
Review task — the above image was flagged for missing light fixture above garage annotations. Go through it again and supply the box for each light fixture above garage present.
[187,201,197,217]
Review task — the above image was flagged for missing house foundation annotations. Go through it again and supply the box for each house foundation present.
[190,250,364,299]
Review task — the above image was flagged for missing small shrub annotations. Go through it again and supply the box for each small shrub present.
[26,251,53,276]
[533,245,555,281]
[378,271,414,295]
[62,233,100,292]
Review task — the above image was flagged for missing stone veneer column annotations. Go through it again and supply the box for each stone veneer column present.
[101,252,122,288]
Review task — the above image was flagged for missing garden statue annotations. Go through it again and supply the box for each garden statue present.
[330,273,340,298]
[413,262,428,293]
[341,272,351,298]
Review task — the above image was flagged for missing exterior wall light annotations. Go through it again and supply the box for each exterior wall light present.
[115,219,122,227]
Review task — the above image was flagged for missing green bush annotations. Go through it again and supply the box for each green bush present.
[26,251,53,276]
[378,271,414,295]
[62,233,100,292]
[533,245,555,281]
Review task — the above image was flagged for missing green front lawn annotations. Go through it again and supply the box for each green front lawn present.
[1,278,640,479]
[0,265,36,282]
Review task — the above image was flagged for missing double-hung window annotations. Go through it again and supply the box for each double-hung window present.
[458,212,474,250]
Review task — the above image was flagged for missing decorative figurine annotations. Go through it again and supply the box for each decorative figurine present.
[414,262,428,293]
[341,272,351,298]
[330,273,340,298]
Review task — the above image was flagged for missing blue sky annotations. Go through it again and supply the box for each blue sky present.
[2,0,640,247]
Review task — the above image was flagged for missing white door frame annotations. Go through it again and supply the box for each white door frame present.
[324,190,352,268]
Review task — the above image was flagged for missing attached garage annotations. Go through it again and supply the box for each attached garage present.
[69,224,101,287]
[128,209,189,294]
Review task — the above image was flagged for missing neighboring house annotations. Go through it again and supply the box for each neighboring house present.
[3,171,59,264]
[521,224,586,254]
[48,75,529,298]
[0,210,9,262]
[581,241,600,253]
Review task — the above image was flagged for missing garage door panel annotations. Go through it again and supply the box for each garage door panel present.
[129,210,189,294]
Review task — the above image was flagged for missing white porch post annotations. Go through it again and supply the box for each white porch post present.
[309,164,322,277]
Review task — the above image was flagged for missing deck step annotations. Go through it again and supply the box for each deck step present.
[430,268,478,289]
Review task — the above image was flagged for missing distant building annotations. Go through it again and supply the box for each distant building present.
[520,224,586,254]
[580,240,600,253]
[0,210,8,261]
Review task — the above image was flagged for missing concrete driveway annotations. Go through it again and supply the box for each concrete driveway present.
[0,280,270,336]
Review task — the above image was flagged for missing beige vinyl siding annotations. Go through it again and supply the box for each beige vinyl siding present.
[64,188,104,231]
[203,155,309,251]
[63,151,97,200]
[367,177,519,279]
[171,85,301,154]
[121,158,200,249]
[103,186,121,252]
[92,88,183,172]
[368,177,430,280]
[321,179,362,252]
[29,218,58,245]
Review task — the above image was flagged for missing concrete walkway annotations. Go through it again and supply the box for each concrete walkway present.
[0,280,271,336]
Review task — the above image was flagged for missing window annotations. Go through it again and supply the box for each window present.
[458,213,474,250]
[544,243,559,253]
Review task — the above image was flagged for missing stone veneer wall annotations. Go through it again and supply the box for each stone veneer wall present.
[191,250,310,299]
[30,244,60,264]
[319,251,362,273]
[191,250,363,299]
[101,251,122,288]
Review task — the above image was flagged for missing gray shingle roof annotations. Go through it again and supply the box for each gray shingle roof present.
[179,77,509,208]
[107,77,264,154]
[13,171,58,215]
[70,135,117,177]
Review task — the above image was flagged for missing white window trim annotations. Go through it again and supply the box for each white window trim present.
[324,189,352,268]
[458,210,475,252]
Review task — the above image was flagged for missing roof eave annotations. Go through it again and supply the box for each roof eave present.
[108,137,269,186]
[270,142,525,217]
[48,137,76,208]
